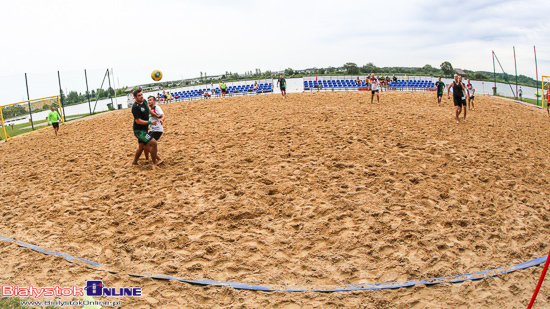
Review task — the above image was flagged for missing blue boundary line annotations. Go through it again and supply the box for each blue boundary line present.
[0,235,545,292]
[512,100,543,109]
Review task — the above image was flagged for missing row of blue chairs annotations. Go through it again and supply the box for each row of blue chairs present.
[166,83,274,101]
[304,79,436,91]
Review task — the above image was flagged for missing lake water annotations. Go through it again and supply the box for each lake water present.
[6,76,543,126]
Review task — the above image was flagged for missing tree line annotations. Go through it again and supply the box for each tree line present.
[63,61,543,102]
[59,87,126,107]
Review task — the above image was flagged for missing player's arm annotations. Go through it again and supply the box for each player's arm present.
[447,82,452,98]
[133,106,156,125]
[135,118,156,125]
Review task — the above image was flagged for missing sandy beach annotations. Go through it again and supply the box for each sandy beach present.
[1,91,550,308]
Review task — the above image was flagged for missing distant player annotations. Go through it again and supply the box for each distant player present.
[435,77,445,106]
[447,74,467,124]
[47,106,62,136]
[370,73,380,104]
[277,74,287,98]
[547,86,550,117]
[144,96,165,165]
[131,89,159,169]
[466,79,475,110]
[518,87,523,101]
[220,81,227,98]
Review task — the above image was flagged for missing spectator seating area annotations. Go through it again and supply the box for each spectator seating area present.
[168,83,273,101]
[303,79,436,91]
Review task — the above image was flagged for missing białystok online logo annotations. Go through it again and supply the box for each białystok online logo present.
[1,281,142,298]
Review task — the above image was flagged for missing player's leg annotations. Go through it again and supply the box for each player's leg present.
[148,139,158,168]
[152,132,163,165]
[133,143,145,165]
[377,91,380,104]
[453,97,461,123]
[462,101,467,120]
[144,147,150,161]
[371,91,374,104]
[471,97,475,110]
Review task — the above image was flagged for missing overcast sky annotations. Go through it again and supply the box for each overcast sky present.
[1,0,548,102]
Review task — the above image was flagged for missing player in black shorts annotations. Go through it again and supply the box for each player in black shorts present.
[220,81,227,98]
[131,88,159,169]
[447,74,467,124]
[277,74,287,99]
[435,77,445,106]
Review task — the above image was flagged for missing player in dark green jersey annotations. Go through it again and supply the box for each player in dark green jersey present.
[277,74,287,99]
[435,77,445,106]
[131,88,159,169]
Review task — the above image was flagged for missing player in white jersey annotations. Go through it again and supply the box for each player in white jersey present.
[466,79,475,111]
[144,96,166,165]
[370,73,380,104]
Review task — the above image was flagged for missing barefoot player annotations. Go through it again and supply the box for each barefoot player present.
[435,77,445,106]
[370,74,380,104]
[219,81,227,98]
[466,79,475,110]
[447,74,467,124]
[277,74,287,98]
[131,89,159,169]
[144,96,165,165]
[47,106,62,136]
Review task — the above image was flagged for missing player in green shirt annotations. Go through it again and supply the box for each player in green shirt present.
[47,106,62,136]
[435,77,445,106]
[219,81,227,98]
[277,74,287,99]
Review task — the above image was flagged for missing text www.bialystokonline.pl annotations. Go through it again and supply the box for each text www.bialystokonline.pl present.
[20,299,122,307]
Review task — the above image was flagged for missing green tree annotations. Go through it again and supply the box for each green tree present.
[344,62,359,75]
[422,64,437,74]
[107,87,115,97]
[440,61,454,77]
[67,91,79,104]
[361,62,379,74]
[285,68,294,76]
[59,89,66,104]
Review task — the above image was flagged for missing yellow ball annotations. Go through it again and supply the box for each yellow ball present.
[151,70,163,81]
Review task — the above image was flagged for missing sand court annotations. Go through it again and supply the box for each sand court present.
[1,91,550,308]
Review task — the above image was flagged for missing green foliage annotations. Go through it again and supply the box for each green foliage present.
[2,104,27,119]
[440,61,454,77]
[344,62,359,75]
[474,72,488,80]
[285,68,294,76]
[360,62,379,74]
